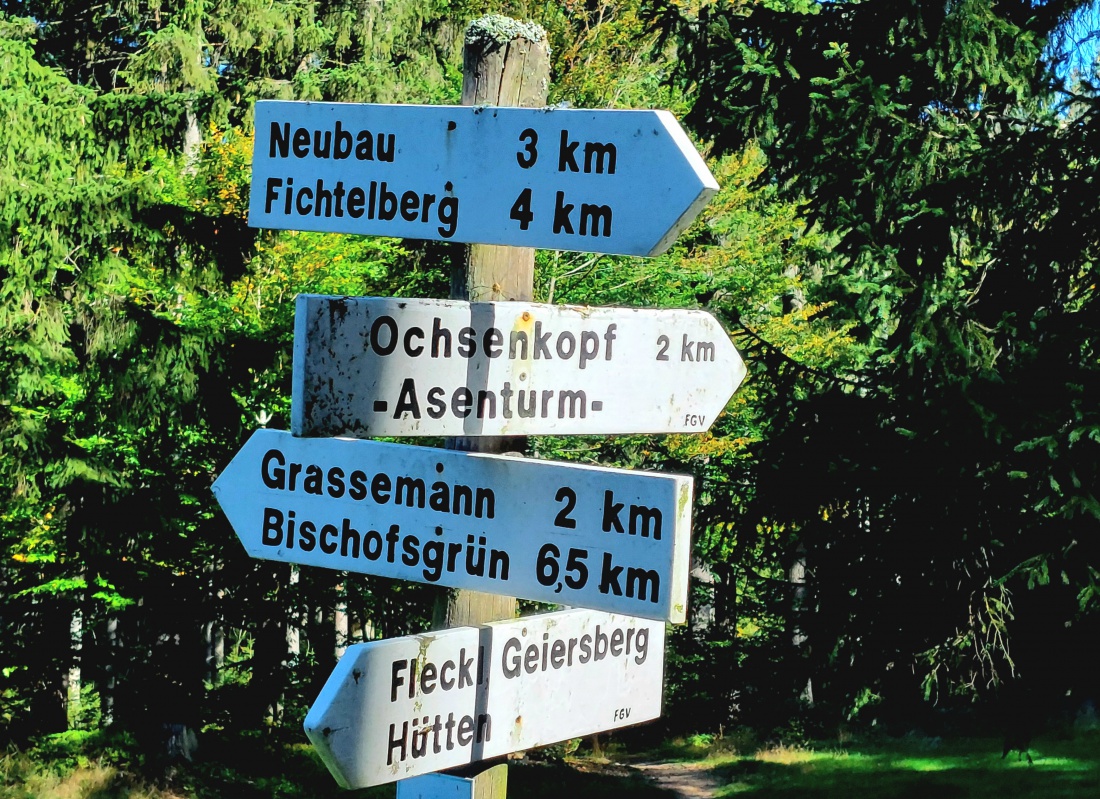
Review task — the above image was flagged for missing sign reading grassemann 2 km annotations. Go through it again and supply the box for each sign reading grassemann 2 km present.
[293,295,747,438]
[304,608,664,788]
[247,101,718,256]
[212,428,692,623]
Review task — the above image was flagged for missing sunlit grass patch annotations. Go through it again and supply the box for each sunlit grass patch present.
[710,736,1100,798]
[753,744,820,765]
[28,764,121,799]
[891,757,965,771]
[0,757,165,799]
[1035,756,1094,770]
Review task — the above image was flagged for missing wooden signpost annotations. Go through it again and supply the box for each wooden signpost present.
[292,295,746,438]
[216,14,742,799]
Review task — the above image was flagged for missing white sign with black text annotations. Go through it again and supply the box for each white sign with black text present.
[212,428,692,622]
[292,295,747,438]
[248,101,718,256]
[304,608,665,788]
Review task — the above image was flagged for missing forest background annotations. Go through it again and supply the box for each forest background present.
[1,0,1099,768]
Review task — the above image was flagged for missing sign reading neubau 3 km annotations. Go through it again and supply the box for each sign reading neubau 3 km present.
[248,101,718,256]
[292,295,746,438]
[212,428,692,622]
[304,608,664,788]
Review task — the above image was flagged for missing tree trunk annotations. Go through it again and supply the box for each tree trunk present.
[789,543,813,707]
[67,606,82,727]
[204,561,225,685]
[425,17,550,799]
[334,578,349,660]
[101,616,117,726]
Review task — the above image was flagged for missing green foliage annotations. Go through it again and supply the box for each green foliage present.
[13,0,467,106]
[0,0,859,749]
[707,736,1100,798]
[531,40,860,727]
[0,2,455,741]
[649,0,1100,718]
[544,1,686,111]
[0,32,213,717]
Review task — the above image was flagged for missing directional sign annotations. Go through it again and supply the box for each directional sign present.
[248,100,718,256]
[292,295,746,438]
[304,608,665,788]
[212,428,692,622]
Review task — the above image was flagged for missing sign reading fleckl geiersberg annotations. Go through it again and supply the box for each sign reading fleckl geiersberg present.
[304,608,665,788]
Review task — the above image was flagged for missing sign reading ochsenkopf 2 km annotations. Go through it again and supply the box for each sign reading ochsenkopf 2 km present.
[248,101,718,256]
[292,295,746,438]
[304,608,664,788]
[212,428,692,622]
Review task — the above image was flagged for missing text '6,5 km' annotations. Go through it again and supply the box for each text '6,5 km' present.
[213,429,694,623]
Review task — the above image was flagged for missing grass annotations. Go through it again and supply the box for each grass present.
[705,735,1100,798]
[1,750,162,799]
[4,730,1099,799]
[508,758,675,799]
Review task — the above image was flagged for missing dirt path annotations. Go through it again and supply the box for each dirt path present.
[632,761,723,799]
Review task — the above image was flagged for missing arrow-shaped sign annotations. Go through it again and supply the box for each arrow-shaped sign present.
[212,428,692,622]
[248,101,718,256]
[304,608,665,788]
[292,295,746,438]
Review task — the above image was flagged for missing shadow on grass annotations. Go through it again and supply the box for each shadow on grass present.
[709,738,1100,799]
[184,734,678,799]
[509,759,679,799]
[16,729,1100,799]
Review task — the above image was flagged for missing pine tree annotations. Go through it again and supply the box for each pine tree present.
[650,0,1100,713]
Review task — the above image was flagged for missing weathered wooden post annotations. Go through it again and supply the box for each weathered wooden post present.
[452,16,550,308]
[435,15,549,628]
[434,17,550,798]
